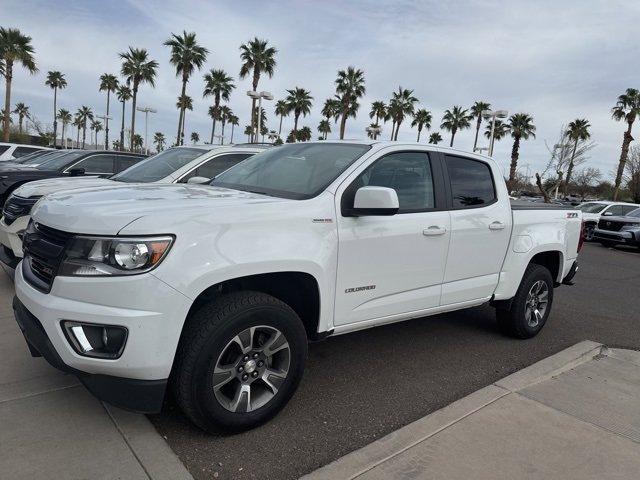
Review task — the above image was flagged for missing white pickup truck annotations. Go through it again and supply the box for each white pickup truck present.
[13,141,583,433]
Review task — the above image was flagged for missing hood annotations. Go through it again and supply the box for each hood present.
[13,176,108,198]
[32,183,289,234]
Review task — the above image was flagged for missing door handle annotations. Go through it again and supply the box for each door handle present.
[423,226,447,236]
[489,221,506,230]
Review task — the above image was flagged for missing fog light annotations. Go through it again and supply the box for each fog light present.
[62,321,128,359]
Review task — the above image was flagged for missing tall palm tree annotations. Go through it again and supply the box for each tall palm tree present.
[153,132,166,152]
[285,87,313,139]
[440,106,472,147]
[388,87,418,141]
[203,68,235,143]
[507,113,536,189]
[470,101,491,151]
[191,131,200,144]
[428,132,443,145]
[244,125,253,142]
[91,120,102,147]
[366,123,380,140]
[564,118,591,195]
[239,38,277,141]
[274,99,289,136]
[322,98,340,122]
[219,105,233,144]
[76,106,93,149]
[484,119,510,140]
[13,102,29,134]
[119,47,158,150]
[73,113,82,147]
[297,126,312,142]
[335,66,365,139]
[99,73,119,149]
[369,101,386,139]
[176,95,193,144]
[411,108,432,142]
[228,114,239,144]
[45,71,67,146]
[57,108,72,147]
[611,88,640,200]
[132,134,143,153]
[318,119,331,140]
[165,31,208,146]
[116,84,132,151]
[1,28,37,142]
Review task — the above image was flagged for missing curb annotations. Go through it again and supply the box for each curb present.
[302,340,605,480]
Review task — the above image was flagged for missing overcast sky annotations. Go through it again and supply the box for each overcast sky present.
[4,0,640,179]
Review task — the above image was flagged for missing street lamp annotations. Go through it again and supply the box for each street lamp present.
[247,91,273,143]
[96,114,112,150]
[136,106,157,154]
[481,109,508,156]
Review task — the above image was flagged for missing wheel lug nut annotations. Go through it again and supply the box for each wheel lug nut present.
[238,366,244,372]
[252,371,259,378]
[242,374,248,381]
[243,355,249,361]
[253,352,259,359]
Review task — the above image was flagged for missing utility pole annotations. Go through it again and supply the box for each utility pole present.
[136,106,156,154]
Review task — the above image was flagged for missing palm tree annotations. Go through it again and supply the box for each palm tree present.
[1,28,37,142]
[507,113,536,189]
[440,106,472,147]
[318,119,331,140]
[322,98,340,122]
[91,120,103,147]
[563,119,591,195]
[116,84,132,151]
[335,67,365,139]
[57,108,72,147]
[73,113,82,147]
[76,106,93,149]
[45,71,67,146]
[244,125,253,142]
[153,132,166,152]
[285,87,313,139]
[274,99,289,136]
[176,95,193,144]
[203,68,235,144]
[119,47,158,150]
[368,101,386,139]
[99,73,119,149]
[611,89,640,200]
[13,102,29,134]
[165,31,208,146]
[388,87,418,141]
[191,131,200,144]
[366,123,380,140]
[411,108,432,142]
[470,101,491,151]
[132,134,143,153]
[228,114,239,143]
[239,38,277,141]
[219,105,233,144]
[297,126,312,142]
[428,132,443,144]
[484,119,510,141]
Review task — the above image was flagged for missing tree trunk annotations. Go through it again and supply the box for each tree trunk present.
[82,123,87,149]
[231,123,235,143]
[181,109,186,146]
[251,70,260,142]
[221,120,226,145]
[535,173,550,203]
[613,121,634,200]
[3,61,13,142]
[105,89,110,150]
[76,125,80,148]
[120,100,126,151]
[61,123,65,148]
[130,83,138,151]
[473,115,481,151]
[52,87,58,147]
[293,113,300,140]
[417,127,421,142]
[390,121,396,140]
[508,135,521,191]
[209,101,219,144]
[450,128,456,147]
[278,115,283,135]
[18,116,23,135]
[177,75,187,145]
[563,139,579,196]
[394,119,402,141]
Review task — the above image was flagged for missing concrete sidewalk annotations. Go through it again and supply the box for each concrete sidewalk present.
[304,340,640,480]
[0,272,192,480]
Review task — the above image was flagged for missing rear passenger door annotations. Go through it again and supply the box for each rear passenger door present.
[441,155,512,305]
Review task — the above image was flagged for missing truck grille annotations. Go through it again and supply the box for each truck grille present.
[2,195,40,226]
[597,219,625,232]
[22,221,74,293]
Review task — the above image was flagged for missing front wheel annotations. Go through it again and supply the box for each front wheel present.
[173,291,308,433]
[583,223,596,241]
[496,264,554,339]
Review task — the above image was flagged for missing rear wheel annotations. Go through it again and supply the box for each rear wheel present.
[173,291,308,433]
[496,264,554,339]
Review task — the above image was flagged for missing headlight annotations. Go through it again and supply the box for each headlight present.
[59,235,174,276]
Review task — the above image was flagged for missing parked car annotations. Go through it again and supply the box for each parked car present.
[13,141,583,433]
[0,145,260,269]
[576,201,639,241]
[593,207,640,248]
[0,142,52,161]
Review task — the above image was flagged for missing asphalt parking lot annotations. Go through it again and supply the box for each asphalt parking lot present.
[148,242,640,480]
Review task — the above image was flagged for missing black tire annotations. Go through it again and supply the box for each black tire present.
[496,264,554,339]
[600,241,616,248]
[583,223,596,241]
[172,291,308,433]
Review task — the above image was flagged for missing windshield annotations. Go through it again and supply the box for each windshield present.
[577,202,607,213]
[112,147,206,183]
[211,143,371,199]
[36,151,87,170]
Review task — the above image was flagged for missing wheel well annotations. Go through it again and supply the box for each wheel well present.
[185,272,321,340]
[529,251,561,282]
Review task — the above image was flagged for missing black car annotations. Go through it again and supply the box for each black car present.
[0,150,145,206]
[593,207,640,248]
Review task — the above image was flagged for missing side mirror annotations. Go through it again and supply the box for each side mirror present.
[187,176,211,184]
[68,167,85,176]
[603,211,613,216]
[349,186,399,216]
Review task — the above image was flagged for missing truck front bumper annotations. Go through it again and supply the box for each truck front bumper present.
[0,214,29,263]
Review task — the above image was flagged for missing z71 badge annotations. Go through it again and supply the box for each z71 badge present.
[566,212,579,219]
[345,285,376,293]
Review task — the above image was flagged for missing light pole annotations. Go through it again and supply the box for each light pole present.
[96,114,112,150]
[247,91,273,143]
[481,109,508,156]
[136,106,156,154]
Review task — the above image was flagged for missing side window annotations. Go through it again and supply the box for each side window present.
[179,154,253,183]
[115,155,141,173]
[0,146,10,155]
[605,205,623,216]
[345,152,435,213]
[446,155,496,208]
[72,154,115,174]
[621,205,637,216]
[13,147,41,158]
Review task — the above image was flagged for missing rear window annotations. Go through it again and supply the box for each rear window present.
[0,145,10,155]
[13,146,42,158]
[446,155,496,208]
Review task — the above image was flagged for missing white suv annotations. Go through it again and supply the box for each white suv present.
[0,145,261,268]
[577,201,640,240]
[0,142,52,161]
